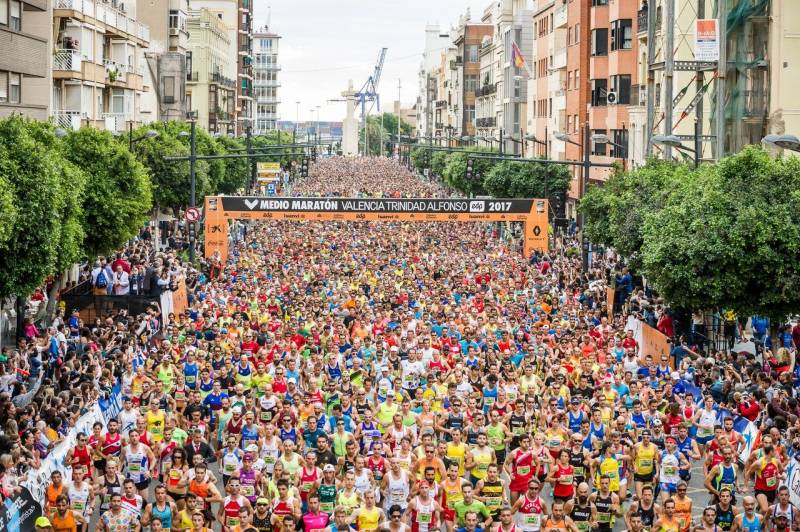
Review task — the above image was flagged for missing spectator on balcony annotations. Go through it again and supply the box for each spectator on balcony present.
[111,265,130,296]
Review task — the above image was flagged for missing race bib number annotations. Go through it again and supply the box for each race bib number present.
[766,476,777,488]
[517,466,530,476]
[227,517,240,527]
[663,465,676,476]
[264,455,276,465]
[224,463,237,474]
[418,512,432,524]
[559,474,573,485]
[524,513,541,527]
[302,481,314,492]
[241,484,255,497]
[261,411,272,421]
[321,502,334,513]
[72,501,86,512]
[573,466,584,478]
[597,512,611,523]
[638,458,652,469]
[128,463,141,473]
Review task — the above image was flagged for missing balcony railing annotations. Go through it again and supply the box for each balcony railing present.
[53,49,82,72]
[52,110,84,130]
[55,0,150,43]
[637,7,662,34]
[475,84,496,97]
[211,72,236,88]
[102,112,130,133]
[476,117,496,128]
[103,59,127,83]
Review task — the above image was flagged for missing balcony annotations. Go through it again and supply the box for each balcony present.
[53,49,82,73]
[103,59,127,84]
[254,78,281,88]
[555,4,567,28]
[435,99,447,109]
[211,72,237,88]
[187,71,198,82]
[52,110,84,130]
[552,48,567,70]
[476,117,496,128]
[54,0,150,45]
[637,7,662,35]
[102,112,130,133]
[475,84,496,97]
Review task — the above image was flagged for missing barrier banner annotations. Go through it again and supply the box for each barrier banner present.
[0,487,42,532]
[783,457,800,508]
[606,287,615,319]
[624,315,673,369]
[24,384,121,504]
[172,279,188,315]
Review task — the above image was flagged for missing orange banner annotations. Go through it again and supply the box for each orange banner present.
[172,279,188,315]
[204,196,548,264]
[606,286,615,319]
[641,321,673,369]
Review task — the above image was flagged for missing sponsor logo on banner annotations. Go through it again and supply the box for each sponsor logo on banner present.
[469,201,485,213]
[0,487,42,532]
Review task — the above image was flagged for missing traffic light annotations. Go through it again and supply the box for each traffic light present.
[301,158,309,178]
[311,146,317,161]
[465,158,475,180]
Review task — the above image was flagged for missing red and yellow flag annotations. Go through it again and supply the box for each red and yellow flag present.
[511,41,529,74]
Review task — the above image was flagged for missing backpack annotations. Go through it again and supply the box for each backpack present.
[95,270,108,289]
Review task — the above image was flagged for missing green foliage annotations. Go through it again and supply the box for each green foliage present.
[483,159,570,199]
[430,151,450,177]
[359,114,413,156]
[63,128,152,257]
[640,147,800,319]
[410,147,428,172]
[0,174,16,247]
[132,122,210,211]
[442,148,497,196]
[214,136,249,194]
[579,158,688,262]
[0,117,85,298]
[581,146,800,319]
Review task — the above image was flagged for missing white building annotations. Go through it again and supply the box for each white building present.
[253,26,280,134]
[416,24,451,138]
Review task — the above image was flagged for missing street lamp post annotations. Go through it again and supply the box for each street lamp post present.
[762,133,800,152]
[178,112,198,263]
[555,126,591,271]
[128,123,159,151]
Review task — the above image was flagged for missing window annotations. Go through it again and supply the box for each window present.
[575,23,580,43]
[7,72,19,103]
[611,129,629,159]
[567,114,573,133]
[592,0,608,5]
[465,74,479,93]
[0,71,7,102]
[162,76,175,104]
[0,1,7,27]
[575,69,580,90]
[169,10,179,29]
[567,71,572,90]
[568,27,572,45]
[186,51,192,77]
[610,74,631,104]
[611,19,633,50]
[465,105,475,125]
[466,44,478,63]
[591,78,607,106]
[591,28,608,56]
[9,0,19,30]
[592,129,607,156]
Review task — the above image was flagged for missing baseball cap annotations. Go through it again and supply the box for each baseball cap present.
[665,435,677,443]
[257,497,270,505]
[35,516,52,528]
[652,419,663,426]
[287,377,297,384]
[671,371,680,380]
[232,406,242,414]
[570,398,580,405]
[323,464,335,472]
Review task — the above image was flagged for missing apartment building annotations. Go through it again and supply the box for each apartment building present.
[528,0,568,159]
[0,0,50,120]
[452,11,493,137]
[416,25,451,139]
[433,44,459,142]
[51,0,151,132]
[584,0,638,179]
[475,31,498,142]
[186,7,235,135]
[136,0,190,123]
[252,25,280,134]
[235,0,253,135]
[768,0,800,144]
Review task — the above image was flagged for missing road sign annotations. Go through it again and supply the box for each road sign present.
[266,183,276,196]
[185,207,200,222]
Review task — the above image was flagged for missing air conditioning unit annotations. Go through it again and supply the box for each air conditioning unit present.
[607,90,617,105]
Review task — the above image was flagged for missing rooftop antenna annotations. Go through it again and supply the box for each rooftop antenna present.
[266,5,271,30]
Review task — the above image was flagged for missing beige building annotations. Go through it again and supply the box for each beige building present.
[186,7,235,134]
[766,1,800,144]
[51,0,151,132]
[136,0,190,123]
[0,0,51,120]
[253,25,280,134]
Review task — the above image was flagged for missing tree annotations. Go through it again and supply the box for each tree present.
[483,160,570,199]
[0,117,84,299]
[359,114,413,156]
[0,174,16,248]
[442,148,497,196]
[376,112,413,138]
[410,147,429,172]
[63,128,152,257]
[133,123,210,213]
[640,147,800,319]
[430,151,450,177]
[215,136,250,194]
[579,158,688,262]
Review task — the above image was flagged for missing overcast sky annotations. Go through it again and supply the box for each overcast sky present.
[253,0,490,123]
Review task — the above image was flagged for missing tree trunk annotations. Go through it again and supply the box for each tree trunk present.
[15,294,25,341]
[45,272,66,321]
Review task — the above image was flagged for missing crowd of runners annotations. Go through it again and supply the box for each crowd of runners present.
[2,156,799,532]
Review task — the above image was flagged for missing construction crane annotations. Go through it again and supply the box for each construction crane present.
[328,48,387,155]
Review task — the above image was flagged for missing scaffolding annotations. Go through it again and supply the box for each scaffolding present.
[643,0,771,161]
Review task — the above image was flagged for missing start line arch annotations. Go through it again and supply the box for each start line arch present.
[204,196,548,263]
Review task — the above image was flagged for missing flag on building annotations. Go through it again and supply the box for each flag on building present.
[512,41,530,75]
